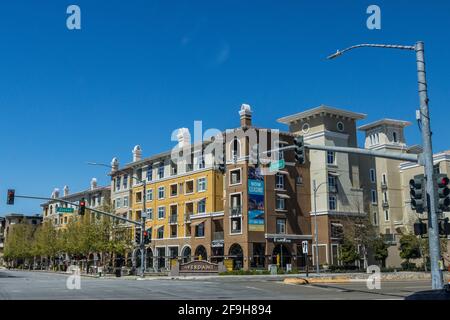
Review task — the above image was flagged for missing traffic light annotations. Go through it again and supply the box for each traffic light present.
[413,221,427,236]
[409,174,425,213]
[436,174,450,212]
[78,198,86,216]
[144,229,151,244]
[439,218,450,236]
[6,189,15,205]
[135,227,141,244]
[250,144,259,165]
[294,136,305,165]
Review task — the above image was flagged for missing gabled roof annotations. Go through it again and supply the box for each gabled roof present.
[277,104,366,124]
[358,119,411,131]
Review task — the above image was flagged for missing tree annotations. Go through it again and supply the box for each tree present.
[399,234,421,270]
[372,236,389,267]
[339,236,360,266]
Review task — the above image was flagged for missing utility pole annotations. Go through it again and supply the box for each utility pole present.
[140,182,147,278]
[327,41,443,289]
[313,180,320,274]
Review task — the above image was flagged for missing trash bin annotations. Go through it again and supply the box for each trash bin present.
[269,264,277,275]
[115,267,121,277]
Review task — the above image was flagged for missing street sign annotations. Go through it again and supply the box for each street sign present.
[56,207,74,213]
[302,241,308,254]
[269,159,285,172]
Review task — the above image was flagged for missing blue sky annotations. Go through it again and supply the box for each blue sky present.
[1,0,449,215]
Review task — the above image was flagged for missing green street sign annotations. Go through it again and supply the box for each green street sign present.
[56,207,74,213]
[269,159,285,172]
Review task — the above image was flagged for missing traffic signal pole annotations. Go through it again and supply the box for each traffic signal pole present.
[415,41,443,289]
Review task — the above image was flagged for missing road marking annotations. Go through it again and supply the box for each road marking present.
[303,285,335,291]
[245,286,267,292]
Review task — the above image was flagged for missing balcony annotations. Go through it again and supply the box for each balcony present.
[213,231,224,241]
[169,215,178,224]
[184,213,191,222]
[381,182,388,190]
[230,206,242,217]
[383,234,396,245]
[382,201,389,208]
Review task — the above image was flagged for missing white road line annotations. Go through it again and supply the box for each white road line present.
[245,286,266,291]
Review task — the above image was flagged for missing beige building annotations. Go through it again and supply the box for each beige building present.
[278,105,367,266]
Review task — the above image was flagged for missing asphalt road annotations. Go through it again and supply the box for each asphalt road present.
[0,269,442,300]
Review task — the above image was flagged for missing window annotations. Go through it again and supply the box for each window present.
[231,217,242,234]
[158,206,165,219]
[146,208,153,220]
[123,196,129,208]
[329,195,337,211]
[135,210,142,221]
[146,189,153,201]
[370,169,376,183]
[302,123,310,133]
[157,226,164,239]
[64,216,68,224]
[328,175,337,191]
[393,131,398,143]
[185,180,194,194]
[123,175,128,189]
[136,168,143,182]
[116,177,121,191]
[116,197,122,208]
[195,222,205,237]
[384,210,390,221]
[230,169,241,185]
[383,192,388,202]
[278,149,284,161]
[371,190,377,204]
[275,173,284,190]
[373,212,378,226]
[337,122,345,132]
[231,137,240,160]
[331,222,344,239]
[197,178,207,192]
[146,166,153,181]
[276,197,286,210]
[158,186,165,199]
[197,154,205,169]
[327,151,335,165]
[170,162,177,176]
[276,219,286,234]
[158,164,164,179]
[197,199,206,214]
[135,192,142,203]
[382,174,387,185]
[170,184,178,197]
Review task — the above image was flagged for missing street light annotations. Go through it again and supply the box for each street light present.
[87,161,147,279]
[326,42,443,289]
[312,175,339,274]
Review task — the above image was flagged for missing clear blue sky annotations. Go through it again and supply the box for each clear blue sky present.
[1,0,449,215]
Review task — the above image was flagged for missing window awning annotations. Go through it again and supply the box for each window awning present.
[331,223,343,228]
[277,193,290,199]
[277,170,289,175]
[190,219,206,227]
[328,171,340,177]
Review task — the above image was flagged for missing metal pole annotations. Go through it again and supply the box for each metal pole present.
[415,41,443,289]
[140,182,147,278]
[313,180,320,274]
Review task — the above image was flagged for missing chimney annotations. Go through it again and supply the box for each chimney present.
[239,104,252,128]
[90,178,98,190]
[132,145,142,162]
[63,185,69,197]
[52,188,60,199]
[177,128,191,148]
[111,157,119,173]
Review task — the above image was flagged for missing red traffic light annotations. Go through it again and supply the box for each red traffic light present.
[7,189,15,205]
[79,201,86,207]
[439,176,449,186]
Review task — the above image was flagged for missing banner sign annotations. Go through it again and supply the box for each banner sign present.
[248,167,264,232]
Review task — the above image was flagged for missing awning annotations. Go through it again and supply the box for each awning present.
[328,171,340,177]
[331,223,343,228]
[278,170,289,175]
[190,219,206,227]
[277,193,290,199]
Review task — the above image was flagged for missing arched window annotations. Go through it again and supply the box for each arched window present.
[230,137,240,161]
[194,245,207,260]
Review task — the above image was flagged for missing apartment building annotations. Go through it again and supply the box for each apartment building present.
[41,178,111,229]
[109,104,312,271]
[3,213,42,243]
[278,105,367,266]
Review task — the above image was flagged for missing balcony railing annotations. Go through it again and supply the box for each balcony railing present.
[382,201,389,208]
[381,182,388,189]
[230,206,242,216]
[184,213,192,222]
[169,215,178,224]
[213,231,224,241]
[383,234,396,244]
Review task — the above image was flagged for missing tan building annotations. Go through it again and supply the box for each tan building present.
[278,105,367,267]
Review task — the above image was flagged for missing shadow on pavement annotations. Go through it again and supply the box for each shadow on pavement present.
[405,289,450,300]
